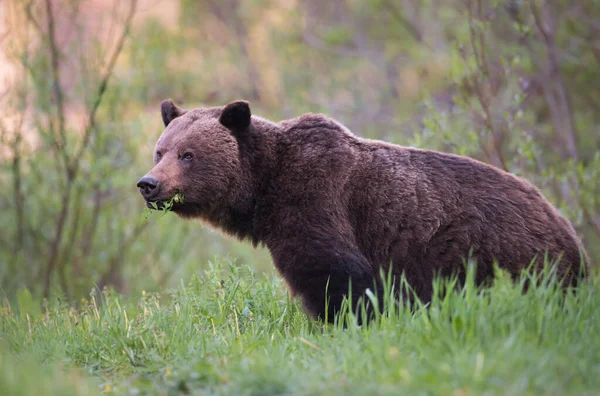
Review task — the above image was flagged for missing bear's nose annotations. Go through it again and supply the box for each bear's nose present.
[137,176,160,199]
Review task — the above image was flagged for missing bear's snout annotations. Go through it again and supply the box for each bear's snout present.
[137,176,160,200]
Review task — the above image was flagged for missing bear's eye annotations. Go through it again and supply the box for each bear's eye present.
[155,151,162,161]
[182,152,193,162]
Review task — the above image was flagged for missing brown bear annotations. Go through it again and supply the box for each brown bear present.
[137,99,589,321]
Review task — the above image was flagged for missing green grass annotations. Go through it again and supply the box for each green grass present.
[1,260,599,395]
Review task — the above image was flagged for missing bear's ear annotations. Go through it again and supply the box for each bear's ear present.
[161,99,186,127]
[219,100,251,134]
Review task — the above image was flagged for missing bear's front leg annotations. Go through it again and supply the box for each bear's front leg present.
[270,239,382,323]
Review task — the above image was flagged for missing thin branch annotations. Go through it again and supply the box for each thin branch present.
[43,188,71,298]
[11,128,25,252]
[302,29,378,59]
[24,1,44,35]
[79,185,104,259]
[44,0,70,169]
[57,183,85,278]
[465,0,508,171]
[529,0,579,160]
[70,0,138,177]
[102,0,120,66]
[97,219,148,291]
[382,0,428,46]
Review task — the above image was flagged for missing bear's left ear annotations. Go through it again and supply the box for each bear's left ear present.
[219,100,251,135]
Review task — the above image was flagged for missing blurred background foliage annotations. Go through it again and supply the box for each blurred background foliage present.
[0,0,598,302]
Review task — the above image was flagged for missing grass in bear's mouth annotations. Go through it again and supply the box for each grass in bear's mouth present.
[143,191,184,219]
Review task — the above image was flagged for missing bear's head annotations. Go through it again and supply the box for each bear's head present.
[137,99,257,220]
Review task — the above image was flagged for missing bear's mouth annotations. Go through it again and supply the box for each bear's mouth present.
[145,200,170,210]
[145,192,185,212]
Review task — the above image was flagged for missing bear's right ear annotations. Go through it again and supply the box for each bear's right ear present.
[161,99,186,127]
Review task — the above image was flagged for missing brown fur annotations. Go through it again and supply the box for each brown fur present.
[138,100,589,321]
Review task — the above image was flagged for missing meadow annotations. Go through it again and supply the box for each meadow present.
[1,1,599,395]
[2,260,599,396]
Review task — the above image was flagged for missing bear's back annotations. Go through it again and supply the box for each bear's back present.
[269,113,587,284]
